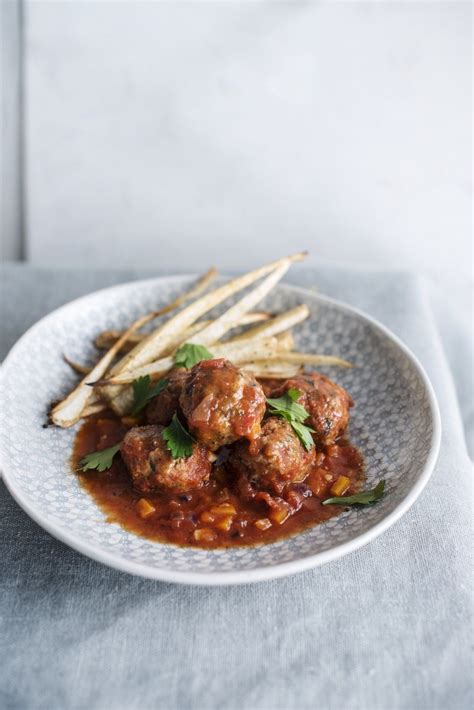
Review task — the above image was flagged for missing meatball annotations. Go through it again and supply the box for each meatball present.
[179,359,266,451]
[257,377,286,397]
[145,367,187,426]
[229,416,315,494]
[269,373,353,446]
[121,425,212,494]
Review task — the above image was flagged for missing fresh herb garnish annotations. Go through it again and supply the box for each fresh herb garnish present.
[78,443,121,472]
[174,343,214,369]
[132,375,169,415]
[288,419,315,452]
[267,388,311,422]
[266,388,315,451]
[322,480,385,506]
[162,413,195,459]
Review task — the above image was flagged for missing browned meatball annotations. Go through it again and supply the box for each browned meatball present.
[269,372,353,446]
[179,359,266,451]
[229,416,315,494]
[257,377,286,397]
[145,367,187,426]
[121,425,213,494]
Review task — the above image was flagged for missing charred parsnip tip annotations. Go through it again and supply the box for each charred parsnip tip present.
[94,330,143,351]
[63,354,92,376]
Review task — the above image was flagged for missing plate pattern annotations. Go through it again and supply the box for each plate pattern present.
[0,277,435,577]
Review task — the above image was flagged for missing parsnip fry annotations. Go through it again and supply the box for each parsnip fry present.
[53,268,219,425]
[241,361,301,378]
[81,402,107,417]
[51,308,161,428]
[112,253,305,376]
[275,331,295,352]
[227,305,309,343]
[160,312,271,358]
[95,336,282,385]
[93,268,219,352]
[97,320,217,359]
[189,262,292,347]
[152,266,218,319]
[235,312,272,324]
[94,330,143,351]
[265,352,353,368]
[94,312,270,352]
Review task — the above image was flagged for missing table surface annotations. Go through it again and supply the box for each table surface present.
[0,264,472,710]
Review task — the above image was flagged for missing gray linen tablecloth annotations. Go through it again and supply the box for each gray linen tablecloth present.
[0,264,472,710]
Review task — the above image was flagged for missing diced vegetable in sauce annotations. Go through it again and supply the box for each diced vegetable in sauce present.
[74,413,365,549]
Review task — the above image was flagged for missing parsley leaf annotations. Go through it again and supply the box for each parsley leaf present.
[322,480,385,506]
[174,343,214,369]
[78,443,121,472]
[266,388,315,451]
[289,419,316,452]
[162,413,194,459]
[267,388,312,423]
[132,375,169,415]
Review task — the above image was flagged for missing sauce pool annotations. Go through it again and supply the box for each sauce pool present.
[72,413,365,549]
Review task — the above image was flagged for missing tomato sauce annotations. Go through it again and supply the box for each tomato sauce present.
[72,413,365,549]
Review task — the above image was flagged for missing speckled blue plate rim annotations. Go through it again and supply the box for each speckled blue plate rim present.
[0,276,441,585]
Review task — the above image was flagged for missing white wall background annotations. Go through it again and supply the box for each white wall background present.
[24,1,471,281]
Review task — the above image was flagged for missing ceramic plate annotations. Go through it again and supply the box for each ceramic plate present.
[0,276,440,585]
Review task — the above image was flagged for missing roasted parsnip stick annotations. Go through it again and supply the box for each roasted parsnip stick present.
[51,310,158,427]
[51,269,218,427]
[94,336,282,386]
[265,352,353,368]
[227,305,309,343]
[241,361,301,378]
[94,312,271,351]
[112,253,305,376]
